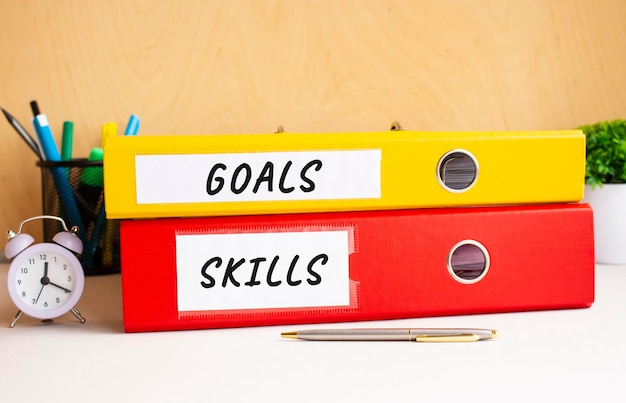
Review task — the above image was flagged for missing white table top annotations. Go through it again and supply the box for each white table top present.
[0,263,624,403]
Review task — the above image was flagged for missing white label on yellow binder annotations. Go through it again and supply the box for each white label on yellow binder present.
[175,230,351,312]
[135,150,381,204]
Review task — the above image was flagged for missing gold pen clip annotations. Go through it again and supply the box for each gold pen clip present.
[415,334,481,342]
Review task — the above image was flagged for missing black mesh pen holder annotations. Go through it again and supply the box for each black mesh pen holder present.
[37,159,120,275]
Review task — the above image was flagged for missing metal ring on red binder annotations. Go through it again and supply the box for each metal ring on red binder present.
[447,240,490,284]
[436,149,479,192]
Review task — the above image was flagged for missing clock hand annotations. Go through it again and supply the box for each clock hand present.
[41,261,71,293]
[35,284,45,304]
[48,281,72,294]
[35,261,50,304]
[40,261,51,286]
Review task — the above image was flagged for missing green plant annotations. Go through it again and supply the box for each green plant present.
[580,119,626,188]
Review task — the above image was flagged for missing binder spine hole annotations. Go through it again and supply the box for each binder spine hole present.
[447,240,490,284]
[437,150,478,192]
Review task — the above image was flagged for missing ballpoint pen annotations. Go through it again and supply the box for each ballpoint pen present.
[281,328,499,342]
[1,106,43,159]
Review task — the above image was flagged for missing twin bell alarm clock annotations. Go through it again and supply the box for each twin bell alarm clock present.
[4,215,86,327]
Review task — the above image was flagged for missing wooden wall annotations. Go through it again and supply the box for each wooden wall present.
[1,0,625,246]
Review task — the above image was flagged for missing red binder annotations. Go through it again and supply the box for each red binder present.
[120,204,594,332]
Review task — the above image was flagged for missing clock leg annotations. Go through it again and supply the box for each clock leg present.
[9,310,23,328]
[71,307,86,323]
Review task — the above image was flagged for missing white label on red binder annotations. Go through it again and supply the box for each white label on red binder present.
[135,150,381,204]
[175,230,351,312]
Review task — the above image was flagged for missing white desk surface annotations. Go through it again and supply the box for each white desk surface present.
[0,263,623,403]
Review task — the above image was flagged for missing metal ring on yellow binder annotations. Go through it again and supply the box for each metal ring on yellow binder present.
[436,149,479,192]
[390,121,407,131]
[447,239,490,284]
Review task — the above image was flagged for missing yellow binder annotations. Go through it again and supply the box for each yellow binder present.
[103,130,584,219]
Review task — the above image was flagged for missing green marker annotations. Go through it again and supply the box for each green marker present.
[61,121,74,161]
[76,147,104,221]
[81,147,104,188]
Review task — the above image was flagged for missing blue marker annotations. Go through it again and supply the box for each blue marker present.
[32,108,86,244]
[33,114,62,161]
[124,114,140,136]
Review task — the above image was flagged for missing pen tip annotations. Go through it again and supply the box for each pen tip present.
[491,330,499,339]
[30,100,40,116]
[281,331,298,339]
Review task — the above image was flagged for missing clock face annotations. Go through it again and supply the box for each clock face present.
[7,243,85,320]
